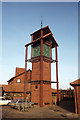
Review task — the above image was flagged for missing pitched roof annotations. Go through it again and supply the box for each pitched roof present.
[70,79,80,87]
[25,26,58,48]
[0,84,25,92]
[7,72,25,83]
[30,26,51,36]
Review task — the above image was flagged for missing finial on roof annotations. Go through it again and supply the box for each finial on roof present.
[41,16,42,28]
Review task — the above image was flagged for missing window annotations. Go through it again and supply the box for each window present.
[35,85,38,89]
[17,79,21,83]
[13,93,22,97]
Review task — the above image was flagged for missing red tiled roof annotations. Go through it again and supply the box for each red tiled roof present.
[0,84,25,92]
[70,79,80,86]
[51,88,61,93]
[51,88,57,93]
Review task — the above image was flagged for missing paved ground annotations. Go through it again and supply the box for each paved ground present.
[1,99,79,119]
[1,104,79,119]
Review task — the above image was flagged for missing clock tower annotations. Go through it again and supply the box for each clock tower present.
[25,26,59,107]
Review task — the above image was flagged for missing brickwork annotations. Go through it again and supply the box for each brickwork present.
[31,84,40,105]
[70,79,80,114]
[32,62,40,81]
[43,84,52,105]
[74,86,80,114]
[25,70,32,92]
[27,70,32,81]
[43,61,51,81]
[25,83,31,92]
[15,67,25,76]
[31,60,52,106]
[77,86,80,114]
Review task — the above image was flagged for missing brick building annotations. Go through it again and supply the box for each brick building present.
[1,67,63,104]
[1,26,61,106]
[24,26,59,106]
[0,68,32,100]
[70,79,80,114]
[60,89,74,98]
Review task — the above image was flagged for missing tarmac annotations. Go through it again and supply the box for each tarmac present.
[1,98,80,119]
[1,104,79,119]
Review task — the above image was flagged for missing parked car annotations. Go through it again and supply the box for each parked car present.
[19,101,34,110]
[13,99,23,109]
[10,99,34,110]
[27,101,34,108]
[9,99,22,108]
[0,96,11,105]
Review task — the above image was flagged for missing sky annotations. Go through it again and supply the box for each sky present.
[1,2,78,89]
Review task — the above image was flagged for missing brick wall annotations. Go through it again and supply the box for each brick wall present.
[32,62,40,81]
[74,86,80,114]
[77,86,80,114]
[43,84,52,105]
[15,67,25,76]
[31,61,52,106]
[25,70,32,92]
[43,61,51,81]
[31,84,40,105]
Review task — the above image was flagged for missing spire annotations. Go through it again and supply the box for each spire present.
[41,16,42,28]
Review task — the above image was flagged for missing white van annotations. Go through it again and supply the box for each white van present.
[0,97,11,105]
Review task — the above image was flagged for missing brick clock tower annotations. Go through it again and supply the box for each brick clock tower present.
[25,26,59,107]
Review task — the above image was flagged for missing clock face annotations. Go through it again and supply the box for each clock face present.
[32,44,51,58]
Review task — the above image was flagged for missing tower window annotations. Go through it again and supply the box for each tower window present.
[17,79,21,83]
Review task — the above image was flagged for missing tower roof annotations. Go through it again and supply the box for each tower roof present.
[30,26,51,36]
[25,26,58,48]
